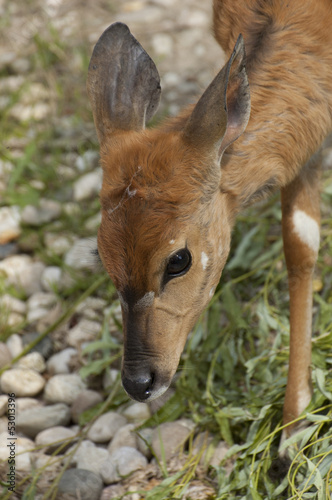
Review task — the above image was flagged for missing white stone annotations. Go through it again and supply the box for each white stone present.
[0,206,21,244]
[87,412,127,444]
[46,348,77,375]
[75,150,99,172]
[44,233,73,255]
[103,368,120,390]
[0,395,8,416]
[35,426,76,453]
[151,33,173,56]
[64,237,98,270]
[76,445,109,476]
[122,403,151,423]
[76,297,107,313]
[21,198,61,226]
[0,368,45,397]
[85,212,102,232]
[70,439,95,465]
[67,319,101,348]
[41,266,62,292]
[0,433,34,471]
[27,292,57,311]
[16,398,43,413]
[292,209,320,254]
[108,424,137,454]
[6,334,23,358]
[27,292,58,323]
[44,374,86,405]
[100,446,147,484]
[15,352,46,373]
[0,294,26,314]
[73,169,102,201]
[0,255,45,296]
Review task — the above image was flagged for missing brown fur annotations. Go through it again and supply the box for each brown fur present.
[88,0,332,432]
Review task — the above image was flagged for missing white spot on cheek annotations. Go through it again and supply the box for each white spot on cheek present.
[169,239,175,245]
[134,291,155,312]
[292,210,320,254]
[201,252,209,270]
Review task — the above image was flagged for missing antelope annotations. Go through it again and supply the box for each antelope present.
[87,0,332,442]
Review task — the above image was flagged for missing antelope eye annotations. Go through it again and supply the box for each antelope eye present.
[167,248,192,277]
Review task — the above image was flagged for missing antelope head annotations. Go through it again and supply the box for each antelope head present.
[87,23,250,402]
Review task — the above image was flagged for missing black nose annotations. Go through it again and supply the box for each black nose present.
[122,373,154,401]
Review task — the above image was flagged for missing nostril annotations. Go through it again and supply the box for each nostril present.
[122,372,155,402]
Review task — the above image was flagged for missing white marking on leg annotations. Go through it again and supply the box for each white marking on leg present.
[133,291,155,312]
[292,210,320,254]
[201,252,209,270]
[209,286,215,298]
[118,292,129,312]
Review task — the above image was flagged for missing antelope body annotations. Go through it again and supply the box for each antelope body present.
[87,0,332,437]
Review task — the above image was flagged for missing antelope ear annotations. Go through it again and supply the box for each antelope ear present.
[87,23,161,145]
[183,34,250,161]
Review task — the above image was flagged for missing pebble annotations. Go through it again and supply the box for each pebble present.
[35,426,77,454]
[108,423,137,454]
[76,444,109,476]
[151,33,173,55]
[73,169,102,201]
[0,368,45,397]
[46,347,78,375]
[75,150,99,171]
[0,293,27,314]
[136,427,154,459]
[27,291,58,311]
[16,403,71,438]
[44,373,87,405]
[6,334,23,358]
[210,441,230,467]
[57,468,103,500]
[0,255,45,296]
[103,368,120,390]
[44,232,73,255]
[0,342,12,369]
[21,198,62,226]
[100,446,148,484]
[76,296,107,314]
[85,212,102,232]
[41,265,62,291]
[0,205,21,244]
[87,411,127,443]
[16,397,43,413]
[15,352,46,373]
[27,291,58,323]
[0,395,7,416]
[22,332,53,359]
[122,402,151,423]
[151,419,195,462]
[0,433,34,472]
[64,237,98,270]
[71,389,103,424]
[67,318,101,347]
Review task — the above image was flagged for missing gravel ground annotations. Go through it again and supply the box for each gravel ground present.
[1,1,332,499]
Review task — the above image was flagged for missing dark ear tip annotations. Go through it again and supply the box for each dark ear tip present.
[99,22,131,41]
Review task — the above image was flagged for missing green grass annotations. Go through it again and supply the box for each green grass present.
[0,9,332,500]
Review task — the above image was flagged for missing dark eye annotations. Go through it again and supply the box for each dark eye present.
[166,248,192,277]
